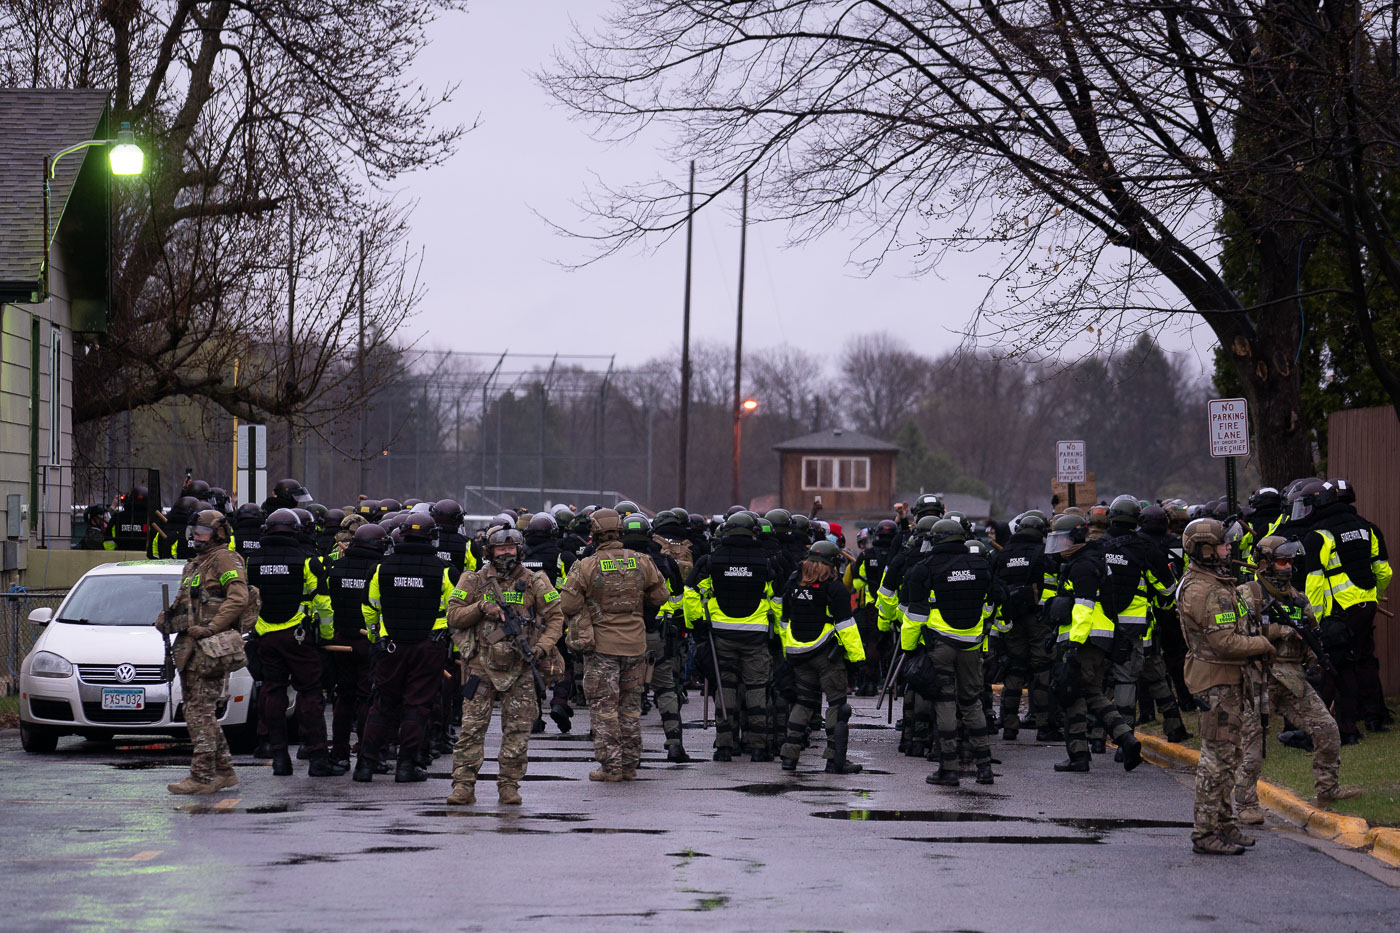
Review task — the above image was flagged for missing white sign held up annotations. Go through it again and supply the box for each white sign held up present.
[1208,398,1250,458]
[1055,440,1087,484]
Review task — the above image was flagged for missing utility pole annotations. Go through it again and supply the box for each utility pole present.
[286,204,296,478]
[357,231,369,494]
[678,160,695,505]
[731,175,748,507]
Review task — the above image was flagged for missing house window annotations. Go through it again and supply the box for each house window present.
[801,456,870,491]
[48,327,61,466]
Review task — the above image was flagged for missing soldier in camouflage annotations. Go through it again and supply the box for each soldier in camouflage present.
[445,524,564,805]
[1177,518,1275,855]
[157,510,249,795]
[1233,536,1360,822]
[560,509,670,781]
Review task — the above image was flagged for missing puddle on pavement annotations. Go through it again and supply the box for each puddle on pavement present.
[416,811,591,822]
[692,895,730,911]
[728,783,856,796]
[667,850,711,858]
[1050,816,1192,830]
[108,760,180,770]
[813,809,1020,823]
[382,827,447,836]
[567,827,667,835]
[272,853,341,866]
[339,806,382,812]
[895,834,1104,845]
[812,809,1192,830]
[361,845,436,854]
[849,724,894,730]
[247,803,300,814]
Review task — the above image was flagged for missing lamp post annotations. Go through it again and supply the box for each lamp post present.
[41,121,143,299]
[732,397,758,506]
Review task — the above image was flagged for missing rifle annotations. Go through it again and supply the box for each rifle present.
[487,575,548,702]
[159,583,176,683]
[877,650,905,725]
[1265,598,1337,678]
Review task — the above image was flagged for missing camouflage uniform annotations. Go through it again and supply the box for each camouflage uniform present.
[1178,563,1272,846]
[559,538,669,778]
[1234,580,1345,805]
[158,546,249,790]
[446,562,563,800]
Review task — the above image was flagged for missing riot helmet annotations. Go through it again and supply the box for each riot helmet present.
[913,493,945,518]
[264,508,300,535]
[931,518,967,545]
[1045,513,1089,555]
[352,523,390,553]
[187,509,231,553]
[808,540,841,567]
[401,513,436,543]
[1108,494,1141,527]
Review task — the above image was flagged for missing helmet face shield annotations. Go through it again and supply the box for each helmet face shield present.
[1045,530,1074,555]
[1290,498,1310,522]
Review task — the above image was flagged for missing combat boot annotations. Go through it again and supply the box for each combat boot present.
[926,768,959,787]
[750,748,773,763]
[1089,738,1106,754]
[667,745,691,763]
[167,776,218,795]
[352,757,375,782]
[330,758,351,775]
[1054,756,1091,772]
[271,749,294,776]
[1236,806,1266,825]
[1116,734,1143,772]
[253,742,272,759]
[780,756,798,771]
[445,783,476,805]
[1218,824,1255,847]
[975,763,995,785]
[713,748,733,762]
[1278,730,1314,751]
[1036,726,1064,742]
[589,769,626,782]
[1001,727,1018,741]
[1365,718,1390,733]
[550,703,573,733]
[531,717,546,734]
[1192,833,1245,855]
[307,754,339,778]
[1317,785,1363,803]
[210,769,239,791]
[498,783,522,805]
[907,741,925,758]
[395,755,428,783]
[825,759,863,775]
[1165,726,1193,744]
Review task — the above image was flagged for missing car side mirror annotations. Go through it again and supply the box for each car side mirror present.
[28,607,53,626]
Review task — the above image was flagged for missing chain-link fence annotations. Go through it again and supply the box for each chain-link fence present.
[1,591,68,696]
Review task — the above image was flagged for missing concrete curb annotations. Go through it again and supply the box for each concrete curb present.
[1134,732,1394,868]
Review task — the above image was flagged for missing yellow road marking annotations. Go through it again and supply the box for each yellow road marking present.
[0,849,162,863]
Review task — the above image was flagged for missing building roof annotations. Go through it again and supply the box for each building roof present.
[0,89,111,298]
[772,428,901,453]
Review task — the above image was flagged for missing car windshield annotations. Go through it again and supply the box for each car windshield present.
[55,573,180,626]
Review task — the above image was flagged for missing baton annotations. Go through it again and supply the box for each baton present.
[876,651,905,712]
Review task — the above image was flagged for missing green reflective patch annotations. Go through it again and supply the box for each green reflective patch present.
[183,573,201,589]
[451,588,470,601]
[1213,611,1237,625]
[599,559,616,572]
[219,569,238,586]
[543,590,559,603]
[502,591,526,604]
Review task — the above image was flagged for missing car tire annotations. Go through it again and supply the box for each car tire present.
[20,722,60,753]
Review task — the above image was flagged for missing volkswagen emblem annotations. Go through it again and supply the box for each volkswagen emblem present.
[115,664,137,684]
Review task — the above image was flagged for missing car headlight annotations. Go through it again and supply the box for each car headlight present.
[30,650,74,678]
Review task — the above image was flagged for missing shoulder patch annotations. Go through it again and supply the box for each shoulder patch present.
[543,589,560,603]
[219,569,239,586]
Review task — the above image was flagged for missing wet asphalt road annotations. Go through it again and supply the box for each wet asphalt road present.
[2,697,1398,932]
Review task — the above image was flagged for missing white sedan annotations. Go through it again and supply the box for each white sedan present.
[18,560,260,753]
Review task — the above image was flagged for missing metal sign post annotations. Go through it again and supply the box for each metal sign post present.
[235,424,268,508]
[1208,398,1250,515]
[1056,440,1086,507]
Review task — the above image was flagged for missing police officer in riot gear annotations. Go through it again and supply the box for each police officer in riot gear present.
[989,513,1056,739]
[246,508,335,776]
[901,519,996,786]
[355,514,455,782]
[325,523,388,770]
[683,512,777,761]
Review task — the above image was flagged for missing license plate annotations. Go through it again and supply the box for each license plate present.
[101,688,145,710]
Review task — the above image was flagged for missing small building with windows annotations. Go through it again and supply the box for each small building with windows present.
[773,428,900,522]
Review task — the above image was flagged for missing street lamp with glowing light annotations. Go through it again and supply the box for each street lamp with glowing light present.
[41,120,144,299]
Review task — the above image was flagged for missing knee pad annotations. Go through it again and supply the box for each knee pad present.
[835,703,853,723]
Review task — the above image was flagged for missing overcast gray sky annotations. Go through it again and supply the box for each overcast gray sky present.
[399,1,1218,378]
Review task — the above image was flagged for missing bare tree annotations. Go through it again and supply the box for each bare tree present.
[1,0,465,435]
[541,0,1400,483]
[840,332,930,438]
